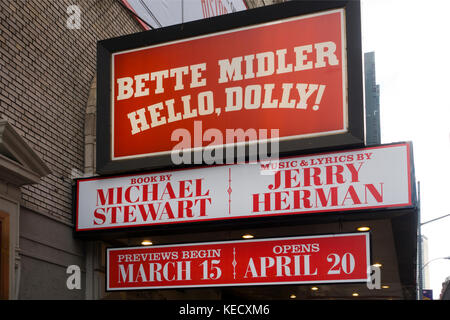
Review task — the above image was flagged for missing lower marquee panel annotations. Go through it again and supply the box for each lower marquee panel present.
[106,232,370,291]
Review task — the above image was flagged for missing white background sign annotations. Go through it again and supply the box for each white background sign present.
[76,143,412,231]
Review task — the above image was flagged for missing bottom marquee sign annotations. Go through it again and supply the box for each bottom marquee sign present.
[106,233,370,291]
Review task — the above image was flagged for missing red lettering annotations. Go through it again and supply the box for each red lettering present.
[142,184,158,202]
[315,187,338,207]
[160,183,176,199]
[195,198,211,216]
[116,187,123,204]
[195,179,210,197]
[364,183,383,203]
[269,171,281,190]
[108,206,120,224]
[124,186,139,203]
[178,200,194,218]
[123,205,136,223]
[138,203,159,221]
[253,193,271,212]
[284,169,301,188]
[97,188,114,206]
[179,180,193,198]
[325,165,345,185]
[160,202,175,219]
[93,208,106,225]
[341,185,361,205]
[303,167,322,186]
[293,189,312,209]
[275,191,290,210]
[346,162,364,182]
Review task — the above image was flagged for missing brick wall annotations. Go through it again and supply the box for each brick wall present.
[0,0,142,225]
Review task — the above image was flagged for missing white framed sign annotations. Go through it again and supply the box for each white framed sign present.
[75,142,413,232]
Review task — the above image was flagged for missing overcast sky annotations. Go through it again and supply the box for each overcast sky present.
[361,0,450,299]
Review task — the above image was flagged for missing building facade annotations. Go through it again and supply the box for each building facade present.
[0,0,418,300]
[0,0,143,299]
[364,51,381,145]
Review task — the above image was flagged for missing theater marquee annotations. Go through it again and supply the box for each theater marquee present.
[106,233,370,290]
[96,1,364,174]
[75,143,413,233]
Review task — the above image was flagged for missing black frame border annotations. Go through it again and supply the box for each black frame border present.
[96,0,365,175]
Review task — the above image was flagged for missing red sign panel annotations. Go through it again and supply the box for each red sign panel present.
[111,9,346,160]
[106,233,370,290]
